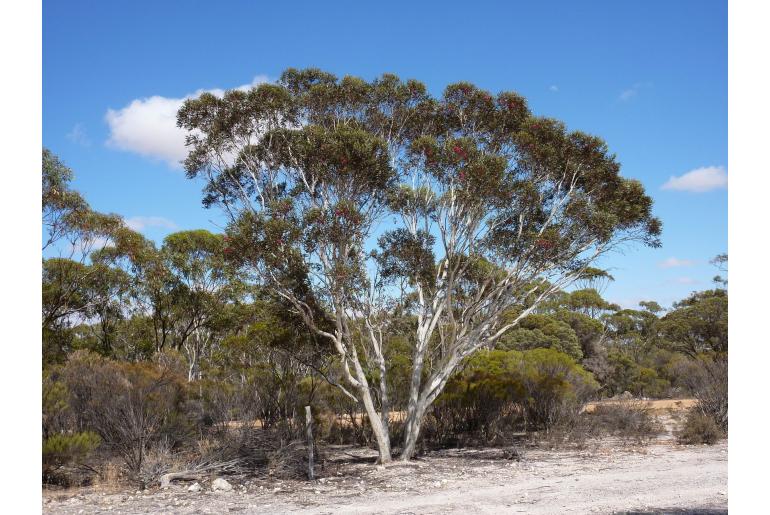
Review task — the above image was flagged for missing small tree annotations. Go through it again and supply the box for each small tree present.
[179,69,660,461]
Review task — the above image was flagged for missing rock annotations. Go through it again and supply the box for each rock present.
[188,482,202,492]
[211,478,233,492]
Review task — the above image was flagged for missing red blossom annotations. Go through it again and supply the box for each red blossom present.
[452,145,467,159]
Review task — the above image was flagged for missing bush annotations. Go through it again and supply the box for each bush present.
[585,401,663,442]
[672,356,727,432]
[425,349,598,447]
[42,431,101,482]
[518,348,598,429]
[677,410,724,445]
[61,351,189,484]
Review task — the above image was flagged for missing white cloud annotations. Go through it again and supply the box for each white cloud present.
[619,88,637,101]
[618,81,652,102]
[66,123,91,146]
[124,216,178,232]
[661,166,727,193]
[658,257,696,269]
[549,85,559,92]
[105,75,271,168]
[672,276,699,285]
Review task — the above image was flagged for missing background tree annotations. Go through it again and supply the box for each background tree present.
[160,230,241,381]
[658,289,728,358]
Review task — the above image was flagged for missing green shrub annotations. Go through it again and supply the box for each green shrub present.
[43,432,101,473]
[427,348,598,446]
[517,348,598,429]
[677,410,724,445]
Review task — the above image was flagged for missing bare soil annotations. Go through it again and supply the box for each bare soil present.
[42,439,726,514]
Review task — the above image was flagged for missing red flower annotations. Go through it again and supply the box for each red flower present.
[458,171,466,181]
[452,145,467,159]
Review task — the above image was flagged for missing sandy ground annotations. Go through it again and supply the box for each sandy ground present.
[582,398,698,414]
[42,437,726,515]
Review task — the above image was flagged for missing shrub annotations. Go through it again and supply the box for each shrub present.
[61,351,189,484]
[518,348,598,429]
[42,431,101,482]
[585,401,663,442]
[672,356,727,432]
[43,367,70,438]
[677,410,724,445]
[426,348,598,446]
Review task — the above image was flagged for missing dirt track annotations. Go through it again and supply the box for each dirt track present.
[43,438,726,514]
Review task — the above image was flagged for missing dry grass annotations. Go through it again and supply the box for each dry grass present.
[583,398,697,414]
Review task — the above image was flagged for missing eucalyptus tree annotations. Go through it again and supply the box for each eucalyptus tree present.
[178,68,661,461]
[90,225,178,354]
[42,148,123,258]
[43,148,88,252]
[42,149,125,358]
[658,289,728,358]
[160,229,242,381]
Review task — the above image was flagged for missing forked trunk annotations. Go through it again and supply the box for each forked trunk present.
[400,397,428,460]
[356,382,392,463]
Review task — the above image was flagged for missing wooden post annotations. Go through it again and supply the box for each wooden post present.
[305,405,314,480]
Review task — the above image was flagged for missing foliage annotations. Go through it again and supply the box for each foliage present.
[658,289,728,357]
[43,432,101,476]
[497,313,583,360]
[677,410,724,445]
[432,348,598,443]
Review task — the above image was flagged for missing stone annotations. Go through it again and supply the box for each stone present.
[211,478,233,492]
[188,482,202,492]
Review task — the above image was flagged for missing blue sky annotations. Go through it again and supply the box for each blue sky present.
[42,0,727,309]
